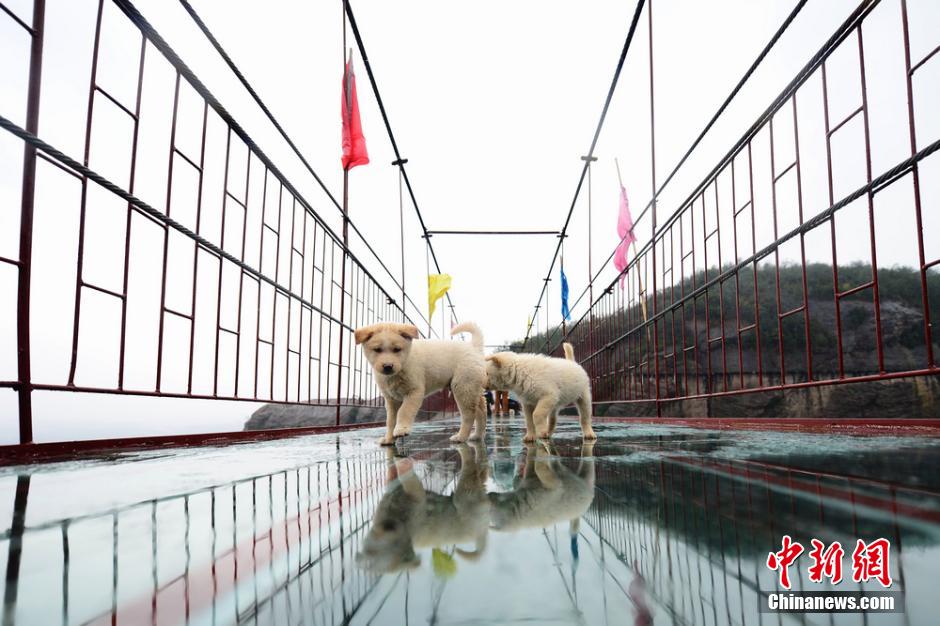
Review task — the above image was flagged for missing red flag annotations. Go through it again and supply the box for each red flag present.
[341,56,369,170]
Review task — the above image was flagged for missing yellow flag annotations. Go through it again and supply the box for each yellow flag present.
[428,273,451,321]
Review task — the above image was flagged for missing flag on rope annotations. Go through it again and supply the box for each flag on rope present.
[560,266,571,321]
[428,273,451,322]
[341,53,369,170]
[613,184,636,288]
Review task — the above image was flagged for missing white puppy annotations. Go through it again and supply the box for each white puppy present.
[355,321,487,445]
[485,343,597,442]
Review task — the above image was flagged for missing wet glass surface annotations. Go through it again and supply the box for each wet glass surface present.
[2,418,940,625]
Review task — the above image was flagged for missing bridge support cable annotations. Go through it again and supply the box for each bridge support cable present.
[175,0,430,330]
[344,1,458,325]
[523,0,813,350]
[522,0,647,348]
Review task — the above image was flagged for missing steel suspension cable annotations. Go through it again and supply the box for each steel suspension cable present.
[344,1,458,324]
[559,0,880,345]
[175,0,425,327]
[521,0,647,349]
[523,0,880,345]
[526,0,811,347]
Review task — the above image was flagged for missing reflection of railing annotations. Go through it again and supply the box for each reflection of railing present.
[583,452,936,624]
[0,451,389,625]
[0,0,456,445]
[523,0,940,415]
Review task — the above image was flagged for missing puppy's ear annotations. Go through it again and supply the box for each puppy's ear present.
[485,354,504,368]
[354,325,377,345]
[397,324,420,341]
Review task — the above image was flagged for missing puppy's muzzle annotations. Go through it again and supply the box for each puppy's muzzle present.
[382,364,394,375]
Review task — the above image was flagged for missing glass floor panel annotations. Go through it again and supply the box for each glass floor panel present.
[2,417,939,625]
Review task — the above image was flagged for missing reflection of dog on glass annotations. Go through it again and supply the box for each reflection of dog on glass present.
[357,443,491,573]
[488,442,595,534]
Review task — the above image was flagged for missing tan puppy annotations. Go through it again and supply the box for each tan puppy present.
[357,443,491,573]
[355,321,487,445]
[485,343,597,442]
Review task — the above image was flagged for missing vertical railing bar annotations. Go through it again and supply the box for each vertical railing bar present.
[285,197,297,402]
[14,0,46,444]
[212,127,232,398]
[66,0,105,389]
[769,115,788,385]
[856,25,885,373]
[307,221,319,403]
[731,158,745,390]
[791,94,814,382]
[253,169,269,400]
[821,61,846,379]
[117,33,147,391]
[270,184,284,401]
[155,70,182,392]
[186,100,209,395]
[233,149,251,398]
[714,181,729,392]
[746,143,764,387]
[899,0,935,368]
[648,0,660,414]
[296,207,307,403]
[701,194,713,394]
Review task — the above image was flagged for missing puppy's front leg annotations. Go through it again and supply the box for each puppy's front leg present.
[380,395,401,446]
[394,390,424,438]
[522,402,537,443]
[532,397,558,439]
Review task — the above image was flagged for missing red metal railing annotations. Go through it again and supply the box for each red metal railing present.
[0,0,455,445]
[524,0,939,417]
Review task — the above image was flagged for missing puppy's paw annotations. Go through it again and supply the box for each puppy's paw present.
[468,432,482,441]
[392,427,411,438]
[537,430,551,440]
[449,433,468,443]
[378,435,396,446]
[523,432,536,443]
[583,430,598,440]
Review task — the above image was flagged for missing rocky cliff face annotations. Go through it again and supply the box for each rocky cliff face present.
[243,402,386,430]
[593,376,940,418]
[243,396,453,430]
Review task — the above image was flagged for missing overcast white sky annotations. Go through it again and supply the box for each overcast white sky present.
[1,0,937,442]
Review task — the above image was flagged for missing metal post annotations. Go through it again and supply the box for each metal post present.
[581,155,598,381]
[393,158,408,321]
[16,0,46,445]
[647,0,660,417]
[335,2,349,426]
[336,168,349,426]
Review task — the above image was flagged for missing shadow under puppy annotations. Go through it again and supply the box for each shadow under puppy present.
[357,443,491,573]
[485,342,597,442]
[488,441,595,535]
[355,321,487,445]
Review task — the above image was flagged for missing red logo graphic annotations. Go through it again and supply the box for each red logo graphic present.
[851,538,892,588]
[766,537,893,589]
[807,539,844,584]
[766,535,804,589]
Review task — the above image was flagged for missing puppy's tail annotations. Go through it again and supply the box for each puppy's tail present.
[451,321,484,351]
[562,342,576,361]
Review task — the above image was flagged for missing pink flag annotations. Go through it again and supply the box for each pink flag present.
[613,184,635,288]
